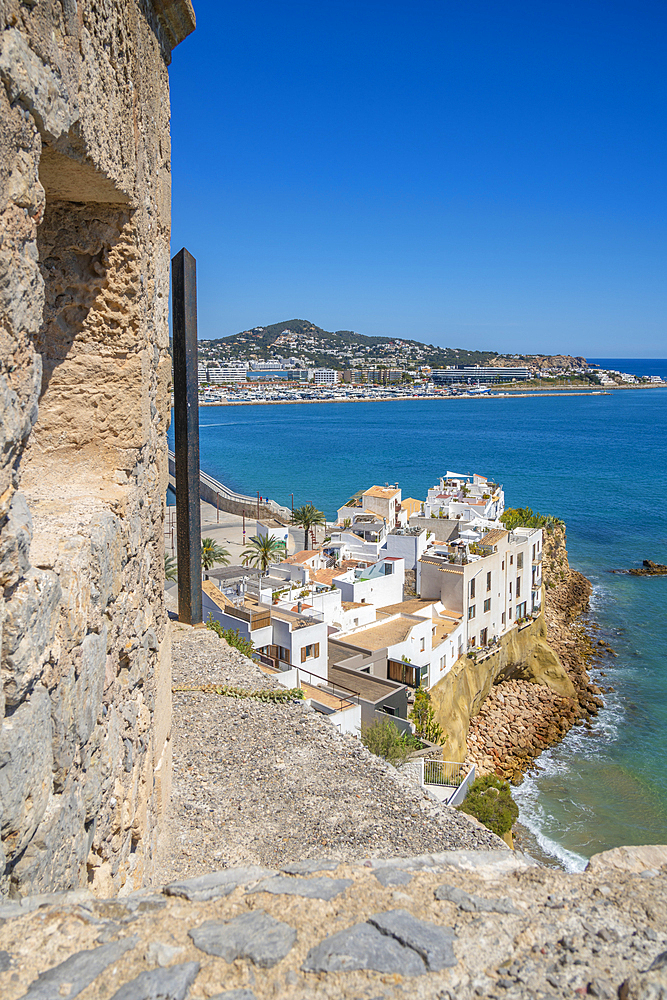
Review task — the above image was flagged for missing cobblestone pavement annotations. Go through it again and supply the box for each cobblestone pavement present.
[154,627,504,886]
[1,849,666,999]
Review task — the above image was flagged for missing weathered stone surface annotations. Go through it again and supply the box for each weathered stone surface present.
[165,867,277,902]
[373,867,414,887]
[189,912,297,968]
[18,936,137,999]
[145,941,185,968]
[302,921,427,976]
[280,859,339,874]
[619,966,667,1000]
[248,875,353,901]
[0,951,12,972]
[109,961,200,1000]
[0,686,52,856]
[367,909,457,971]
[434,883,520,913]
[209,992,257,1000]
[2,568,61,706]
[0,29,74,141]
[587,845,667,874]
[0,492,32,589]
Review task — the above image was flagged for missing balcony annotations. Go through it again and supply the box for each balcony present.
[532,551,543,564]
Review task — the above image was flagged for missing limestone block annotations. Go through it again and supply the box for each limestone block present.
[586,844,667,874]
[53,535,92,646]
[0,238,44,337]
[51,628,107,783]
[0,29,75,141]
[9,781,88,893]
[0,492,32,590]
[89,515,122,610]
[2,567,61,706]
[0,685,52,857]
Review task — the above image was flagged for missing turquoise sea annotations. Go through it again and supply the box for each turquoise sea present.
[170,361,667,868]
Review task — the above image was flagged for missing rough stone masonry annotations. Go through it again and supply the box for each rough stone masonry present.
[0,0,194,897]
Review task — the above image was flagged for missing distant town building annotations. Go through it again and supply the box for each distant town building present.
[312,369,341,386]
[431,366,531,384]
[207,363,249,383]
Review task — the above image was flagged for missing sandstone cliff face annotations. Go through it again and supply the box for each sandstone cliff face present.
[0,1,193,897]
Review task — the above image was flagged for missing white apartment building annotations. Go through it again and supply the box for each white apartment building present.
[312,368,340,386]
[431,366,532,384]
[207,363,249,383]
[198,363,208,384]
[417,525,543,651]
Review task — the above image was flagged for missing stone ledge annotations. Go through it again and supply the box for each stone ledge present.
[0,851,665,999]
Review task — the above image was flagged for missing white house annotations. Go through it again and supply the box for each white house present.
[332,597,465,691]
[382,525,428,570]
[333,555,405,609]
[256,518,289,553]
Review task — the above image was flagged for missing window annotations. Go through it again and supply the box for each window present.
[470,578,475,599]
[501,560,505,570]
[301,643,320,662]
[501,612,506,625]
[508,607,512,619]
[468,605,475,620]
[516,577,521,598]
[517,552,523,569]
[486,571,491,591]
[510,554,514,565]
[440,655,446,669]
[509,582,512,597]
[469,635,476,647]
[480,627,488,646]
[483,598,491,613]
[420,637,425,651]
[532,544,536,561]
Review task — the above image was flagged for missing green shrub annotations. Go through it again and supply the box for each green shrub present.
[456,774,518,837]
[206,615,255,659]
[500,507,564,531]
[361,718,412,766]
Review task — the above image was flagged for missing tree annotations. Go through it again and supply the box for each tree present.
[164,553,177,582]
[201,538,231,571]
[241,534,283,574]
[291,503,326,550]
[409,688,444,745]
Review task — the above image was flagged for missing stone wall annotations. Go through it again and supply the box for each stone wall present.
[0,0,194,897]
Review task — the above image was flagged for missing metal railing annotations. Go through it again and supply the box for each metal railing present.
[421,756,469,788]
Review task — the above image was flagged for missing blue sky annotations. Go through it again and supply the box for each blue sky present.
[169,1,666,357]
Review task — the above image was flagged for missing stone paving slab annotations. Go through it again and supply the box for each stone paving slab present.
[0,852,666,1000]
[246,875,353,901]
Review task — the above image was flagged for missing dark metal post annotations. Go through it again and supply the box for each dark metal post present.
[171,247,202,624]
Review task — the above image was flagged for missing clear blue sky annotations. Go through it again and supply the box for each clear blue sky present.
[169,1,666,357]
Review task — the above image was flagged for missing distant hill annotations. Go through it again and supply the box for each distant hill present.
[202,319,498,369]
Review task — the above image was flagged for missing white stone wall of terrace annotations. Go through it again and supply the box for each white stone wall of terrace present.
[0,1,194,898]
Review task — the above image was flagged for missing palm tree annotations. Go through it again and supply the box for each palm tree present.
[241,534,283,574]
[291,503,326,550]
[201,538,231,572]
[164,553,177,582]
